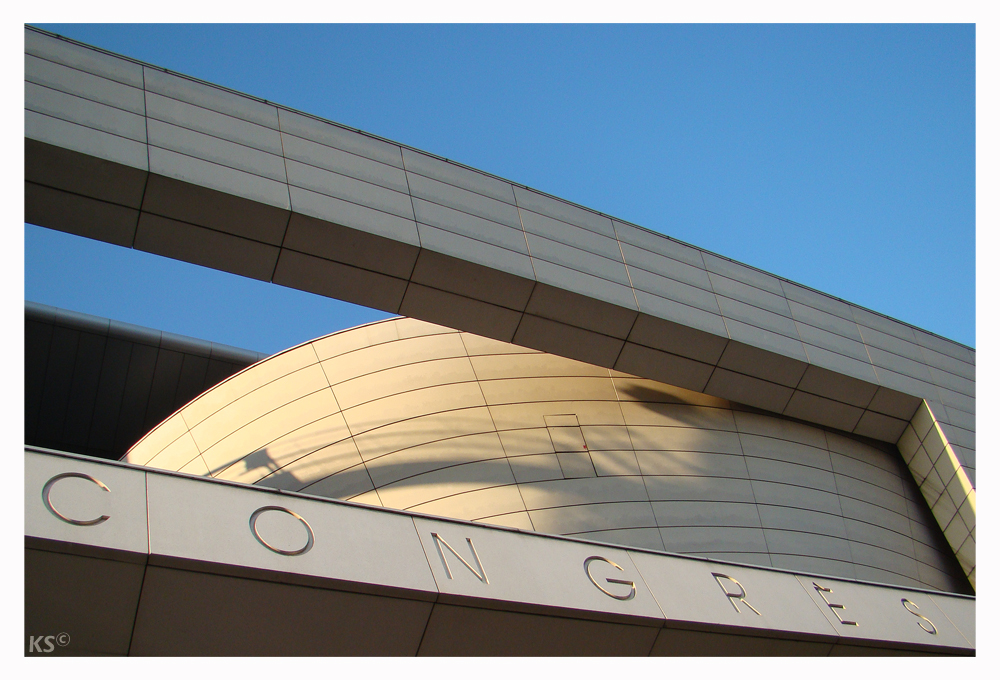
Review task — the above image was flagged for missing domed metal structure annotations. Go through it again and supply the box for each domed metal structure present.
[126,317,966,592]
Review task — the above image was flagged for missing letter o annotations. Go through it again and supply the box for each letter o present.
[249,506,314,556]
[42,472,111,526]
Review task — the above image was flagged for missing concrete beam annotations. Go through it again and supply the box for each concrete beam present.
[26,448,975,656]
[23,28,974,461]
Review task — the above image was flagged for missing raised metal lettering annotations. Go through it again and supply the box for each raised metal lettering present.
[249,506,314,556]
[901,598,938,635]
[813,582,858,626]
[431,533,488,584]
[42,472,110,526]
[711,572,761,615]
[584,556,636,601]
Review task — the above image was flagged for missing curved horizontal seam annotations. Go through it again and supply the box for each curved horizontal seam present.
[373,454,512,490]
[194,383,337,463]
[831,473,909,500]
[398,478,518,512]
[760,526,916,559]
[359,438,506,477]
[522,498,669,514]
[326,353,476,391]
[347,403,498,443]
[294,459,371,495]
[800,560,924,584]
[581,419,740,433]
[829,470,908,497]
[736,430,837,452]
[337,379,485,416]
[912,560,963,577]
[182,357,323,428]
[314,330,463,365]
[755,502,910,534]
[477,373,645,383]
[741,453,839,475]
[837,538,920,564]
[26,78,146,124]
[473,509,532,522]
[645,523,768,531]
[746,476,896,500]
[755,464,908,502]
[212,414,357,484]
[140,425,195,469]
[826,450,909,477]
[911,529,957,551]
[764,553,863,566]
[748,479,876,502]
[563,527,670,537]
[742,456,843,479]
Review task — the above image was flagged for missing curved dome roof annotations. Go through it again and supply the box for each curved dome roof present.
[126,317,966,592]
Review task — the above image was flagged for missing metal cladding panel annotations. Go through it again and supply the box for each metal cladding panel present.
[145,471,438,598]
[796,575,972,651]
[23,26,974,583]
[22,25,973,440]
[25,450,149,556]
[24,449,976,656]
[124,318,972,595]
[630,550,838,639]
[413,516,664,621]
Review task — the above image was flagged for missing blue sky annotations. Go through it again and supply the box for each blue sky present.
[25,24,976,353]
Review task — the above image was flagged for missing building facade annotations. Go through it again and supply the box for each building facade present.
[24,25,975,655]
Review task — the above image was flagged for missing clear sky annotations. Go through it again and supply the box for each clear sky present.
[24,23,976,354]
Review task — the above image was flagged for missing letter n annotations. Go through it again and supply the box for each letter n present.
[431,532,489,584]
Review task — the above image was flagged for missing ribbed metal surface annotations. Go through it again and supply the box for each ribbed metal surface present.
[25,302,267,460]
[126,317,970,594]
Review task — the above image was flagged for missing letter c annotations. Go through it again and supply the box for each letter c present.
[584,556,636,601]
[42,473,110,526]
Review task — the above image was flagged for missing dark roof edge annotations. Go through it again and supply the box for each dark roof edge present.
[25,300,269,365]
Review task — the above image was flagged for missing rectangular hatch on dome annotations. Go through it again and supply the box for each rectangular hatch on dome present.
[544,414,597,479]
